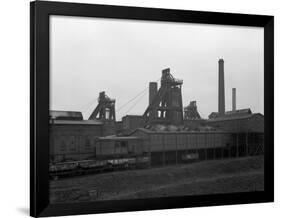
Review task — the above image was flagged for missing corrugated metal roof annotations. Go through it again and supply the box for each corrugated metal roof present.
[50,120,103,125]
[208,108,252,119]
[98,135,141,141]
[131,127,227,134]
[207,113,263,122]
[225,108,252,115]
[122,115,143,118]
[49,110,83,120]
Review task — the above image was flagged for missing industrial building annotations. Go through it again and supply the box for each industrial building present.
[130,128,263,166]
[207,59,264,133]
[49,58,264,168]
[49,116,103,162]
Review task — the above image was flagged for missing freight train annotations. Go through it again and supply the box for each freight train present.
[49,134,150,179]
[49,156,150,180]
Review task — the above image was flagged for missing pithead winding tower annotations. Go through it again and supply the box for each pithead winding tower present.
[143,68,183,125]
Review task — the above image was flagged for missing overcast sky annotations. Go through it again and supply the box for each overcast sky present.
[50,15,264,121]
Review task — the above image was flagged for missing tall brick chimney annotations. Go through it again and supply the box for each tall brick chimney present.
[149,82,158,105]
[218,59,225,116]
[232,88,236,112]
[149,82,158,118]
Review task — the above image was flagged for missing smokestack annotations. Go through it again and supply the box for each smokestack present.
[149,82,158,105]
[232,88,236,112]
[149,82,158,119]
[218,59,225,116]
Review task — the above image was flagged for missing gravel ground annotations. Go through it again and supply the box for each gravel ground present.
[50,155,264,203]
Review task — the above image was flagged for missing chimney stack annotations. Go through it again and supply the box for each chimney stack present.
[149,82,158,118]
[149,82,158,105]
[232,88,236,112]
[218,59,225,116]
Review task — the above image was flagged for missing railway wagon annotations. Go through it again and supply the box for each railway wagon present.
[96,135,149,167]
[49,133,149,179]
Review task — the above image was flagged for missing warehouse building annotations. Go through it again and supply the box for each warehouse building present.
[50,108,117,163]
[207,113,264,133]
[207,59,264,133]
[121,115,144,134]
[129,128,263,166]
[49,117,103,162]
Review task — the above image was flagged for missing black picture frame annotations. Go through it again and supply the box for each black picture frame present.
[30,1,274,217]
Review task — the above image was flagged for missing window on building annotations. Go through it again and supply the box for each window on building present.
[121,141,127,148]
[69,136,76,151]
[92,147,96,157]
[60,139,66,152]
[85,137,91,148]
[128,143,134,154]
[115,141,120,148]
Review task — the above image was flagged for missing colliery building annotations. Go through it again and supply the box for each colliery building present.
[129,128,263,166]
[49,59,264,166]
[49,112,103,162]
[206,59,264,134]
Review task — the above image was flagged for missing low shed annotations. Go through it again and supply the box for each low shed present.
[96,135,145,158]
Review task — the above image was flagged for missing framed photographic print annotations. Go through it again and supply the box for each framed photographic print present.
[30,1,274,217]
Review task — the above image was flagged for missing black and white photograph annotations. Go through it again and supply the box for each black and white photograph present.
[49,15,265,203]
[0,0,279,217]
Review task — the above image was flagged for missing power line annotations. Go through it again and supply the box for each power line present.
[116,77,161,112]
[80,97,98,112]
[123,91,147,115]
[116,87,148,112]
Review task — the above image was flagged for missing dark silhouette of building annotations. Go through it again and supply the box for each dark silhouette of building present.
[232,88,236,112]
[49,116,103,162]
[207,112,264,132]
[88,91,116,121]
[122,115,144,134]
[184,101,201,120]
[50,110,83,121]
[149,82,158,120]
[218,59,225,116]
[143,68,183,125]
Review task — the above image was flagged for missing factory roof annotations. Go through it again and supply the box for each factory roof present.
[207,113,263,122]
[49,110,83,120]
[122,115,144,120]
[131,127,227,134]
[98,135,142,141]
[123,114,143,117]
[226,108,252,115]
[208,108,252,119]
[50,120,103,125]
